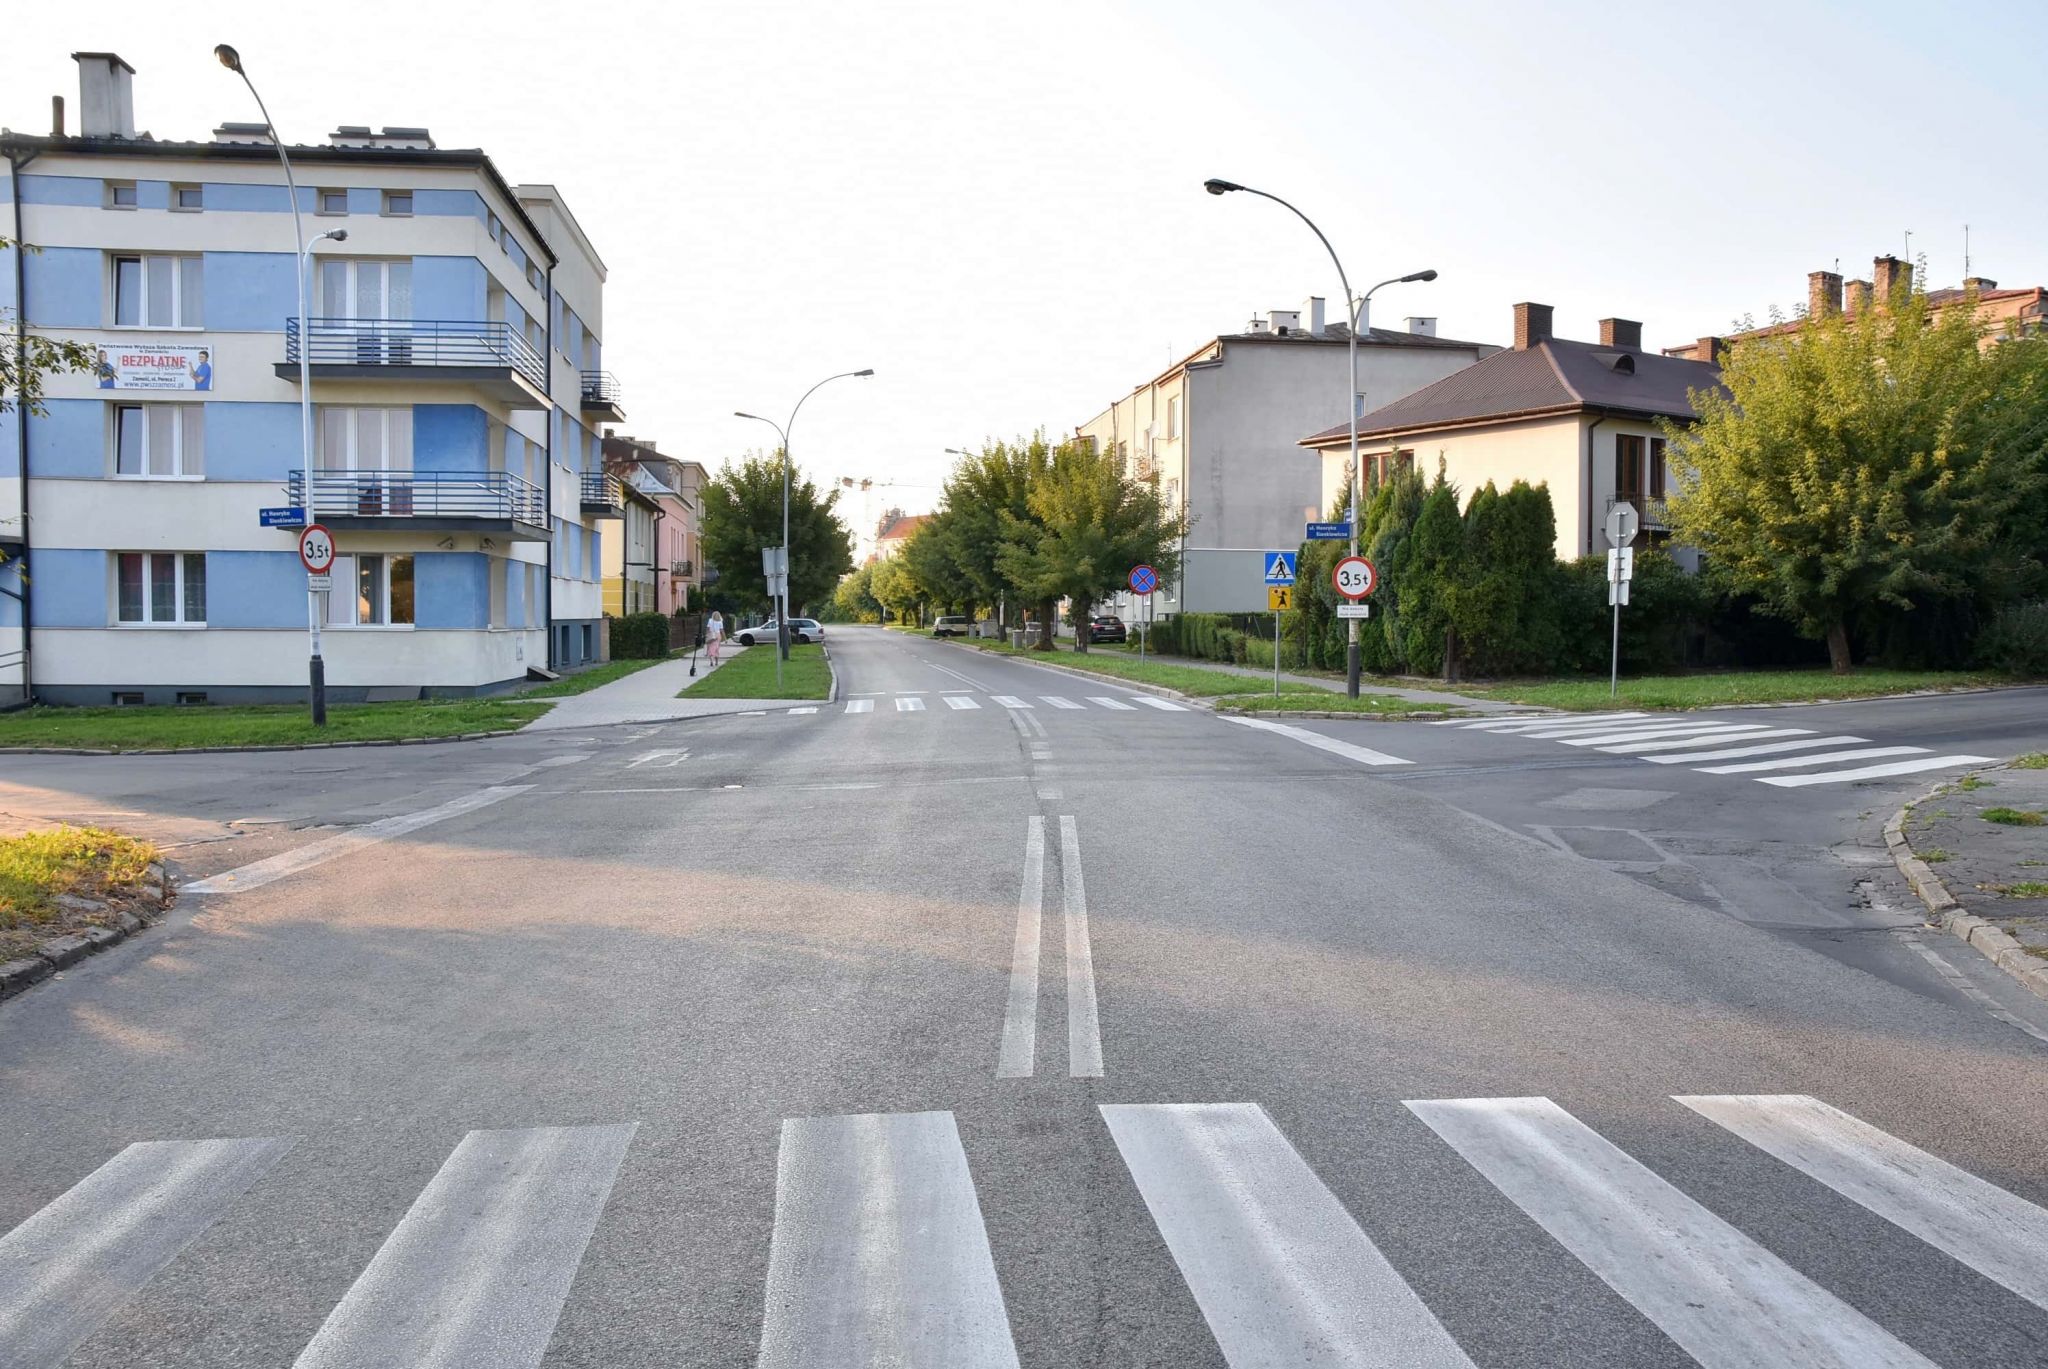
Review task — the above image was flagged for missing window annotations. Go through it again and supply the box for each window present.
[316,259,413,321]
[1166,396,1180,440]
[1615,434,1646,499]
[106,181,137,209]
[487,212,502,242]
[1369,448,1414,486]
[318,407,412,470]
[323,554,415,626]
[116,552,206,625]
[114,404,204,477]
[1649,437,1668,500]
[318,189,349,215]
[112,254,203,328]
[383,190,413,216]
[528,262,544,292]
[173,185,203,211]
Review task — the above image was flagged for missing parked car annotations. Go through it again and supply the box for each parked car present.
[735,618,825,646]
[932,615,973,637]
[1088,615,1127,644]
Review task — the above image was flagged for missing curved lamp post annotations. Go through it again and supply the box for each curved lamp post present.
[1204,178,1434,697]
[736,368,873,680]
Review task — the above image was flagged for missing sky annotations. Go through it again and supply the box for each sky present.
[9,0,2047,541]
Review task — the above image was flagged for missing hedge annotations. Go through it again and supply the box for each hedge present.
[608,611,670,660]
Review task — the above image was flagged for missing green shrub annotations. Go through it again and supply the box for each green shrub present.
[608,611,670,659]
[1978,601,2048,676]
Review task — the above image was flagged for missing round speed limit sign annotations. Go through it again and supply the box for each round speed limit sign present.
[1332,555,1377,600]
[298,524,337,575]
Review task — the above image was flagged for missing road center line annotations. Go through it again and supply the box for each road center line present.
[1061,816,1103,1078]
[996,817,1045,1079]
[184,786,534,896]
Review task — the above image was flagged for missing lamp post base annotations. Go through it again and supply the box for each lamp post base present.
[1346,641,1362,699]
[309,654,327,726]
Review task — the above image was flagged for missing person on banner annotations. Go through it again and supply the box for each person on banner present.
[189,349,213,391]
[705,609,725,664]
[95,348,117,389]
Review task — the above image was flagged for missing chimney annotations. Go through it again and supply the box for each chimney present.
[1405,316,1437,337]
[1267,309,1301,336]
[51,95,64,137]
[72,52,136,138]
[1845,279,1872,314]
[1806,270,1843,318]
[1302,297,1326,337]
[1963,276,1998,293]
[1598,317,1643,350]
[1873,255,1912,305]
[1512,302,1553,351]
[1695,335,1724,366]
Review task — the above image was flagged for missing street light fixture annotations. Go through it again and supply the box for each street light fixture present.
[1203,176,1437,697]
[735,369,874,681]
[220,43,338,724]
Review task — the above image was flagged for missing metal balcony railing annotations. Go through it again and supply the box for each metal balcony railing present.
[580,470,624,513]
[670,559,693,577]
[580,371,623,409]
[285,318,547,392]
[288,469,546,527]
[1607,495,1670,532]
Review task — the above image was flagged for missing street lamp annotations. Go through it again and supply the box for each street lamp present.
[220,43,339,724]
[1204,177,1436,697]
[735,368,874,680]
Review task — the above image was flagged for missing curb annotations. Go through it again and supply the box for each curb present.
[825,643,840,704]
[1212,707,1463,722]
[0,728,527,758]
[938,641,1212,708]
[1883,770,2048,1005]
[0,861,175,1005]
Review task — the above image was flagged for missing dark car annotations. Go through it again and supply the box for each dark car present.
[1088,615,1127,644]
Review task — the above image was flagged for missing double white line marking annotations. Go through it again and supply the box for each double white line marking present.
[996,816,1102,1078]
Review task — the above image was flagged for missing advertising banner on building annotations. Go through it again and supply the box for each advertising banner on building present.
[94,344,214,391]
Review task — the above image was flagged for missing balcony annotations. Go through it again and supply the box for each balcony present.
[287,469,548,540]
[670,559,694,577]
[280,319,548,406]
[580,470,625,518]
[1607,495,1670,537]
[579,371,625,421]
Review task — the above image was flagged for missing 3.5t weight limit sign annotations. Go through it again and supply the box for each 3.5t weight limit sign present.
[1332,555,1377,600]
[298,524,336,575]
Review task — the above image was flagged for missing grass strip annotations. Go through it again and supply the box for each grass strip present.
[2012,753,2048,770]
[1,826,158,929]
[1213,691,1455,715]
[950,639,1327,698]
[1446,668,2014,711]
[678,643,832,700]
[521,656,667,697]
[1981,807,2045,827]
[0,699,551,752]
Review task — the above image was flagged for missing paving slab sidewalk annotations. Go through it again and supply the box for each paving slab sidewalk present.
[1902,764,2048,973]
[522,646,824,730]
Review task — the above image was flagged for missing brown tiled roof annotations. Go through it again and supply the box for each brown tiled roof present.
[1299,338,1724,446]
[876,513,930,542]
[1662,284,2047,357]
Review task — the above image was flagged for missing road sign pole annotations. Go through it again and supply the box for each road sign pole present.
[298,524,336,725]
[1610,598,1621,699]
[1274,606,1282,697]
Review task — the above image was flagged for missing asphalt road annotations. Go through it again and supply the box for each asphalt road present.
[4,627,2048,1368]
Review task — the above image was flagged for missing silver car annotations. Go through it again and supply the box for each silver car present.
[734,618,824,646]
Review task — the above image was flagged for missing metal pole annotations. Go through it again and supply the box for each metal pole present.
[1346,296,1361,698]
[1274,607,1282,697]
[1610,599,1621,699]
[229,55,325,725]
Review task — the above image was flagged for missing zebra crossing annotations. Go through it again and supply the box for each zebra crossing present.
[5,1095,2043,1366]
[820,691,1186,718]
[1434,711,1995,787]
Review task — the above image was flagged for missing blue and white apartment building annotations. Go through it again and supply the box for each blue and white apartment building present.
[1,52,629,704]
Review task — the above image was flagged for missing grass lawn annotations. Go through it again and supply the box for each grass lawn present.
[678,643,833,699]
[952,639,1328,698]
[0,698,552,752]
[520,656,667,697]
[2,826,158,958]
[1213,691,1456,715]
[1449,668,2016,711]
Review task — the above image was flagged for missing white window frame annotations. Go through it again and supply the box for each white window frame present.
[382,189,413,217]
[106,181,137,209]
[111,253,203,329]
[316,258,413,322]
[322,553,416,628]
[115,551,206,626]
[172,184,203,212]
[113,403,204,479]
[317,188,349,216]
[316,406,413,471]
[1166,395,1180,441]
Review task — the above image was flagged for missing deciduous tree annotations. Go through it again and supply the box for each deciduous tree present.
[699,454,855,615]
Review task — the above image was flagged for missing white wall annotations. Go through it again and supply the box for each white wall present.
[35,625,542,690]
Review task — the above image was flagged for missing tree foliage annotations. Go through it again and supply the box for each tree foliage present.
[0,236,93,420]
[830,563,882,623]
[1667,286,2048,671]
[699,453,855,614]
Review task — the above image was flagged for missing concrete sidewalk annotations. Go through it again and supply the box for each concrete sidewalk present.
[521,645,825,730]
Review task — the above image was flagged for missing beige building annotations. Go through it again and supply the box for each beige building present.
[1076,298,1493,615]
[1301,304,1724,561]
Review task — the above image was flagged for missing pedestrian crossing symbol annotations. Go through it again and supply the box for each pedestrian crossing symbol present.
[1268,586,1292,612]
[1263,551,1296,586]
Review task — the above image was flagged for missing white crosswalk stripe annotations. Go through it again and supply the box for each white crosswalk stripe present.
[787,706,818,715]
[1040,695,1083,709]
[844,699,873,714]
[896,696,926,712]
[1407,1096,1938,1368]
[1447,710,1992,788]
[758,1111,1019,1367]
[293,1124,635,1368]
[1087,696,1137,710]
[946,695,982,710]
[0,1137,295,1369]
[1132,696,1185,711]
[991,695,1032,709]
[1103,1102,1475,1367]
[1678,1095,2048,1311]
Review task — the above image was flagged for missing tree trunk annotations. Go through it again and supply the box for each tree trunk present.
[1825,620,1853,674]
[1073,600,1090,653]
[1442,628,1461,683]
[1034,599,1058,651]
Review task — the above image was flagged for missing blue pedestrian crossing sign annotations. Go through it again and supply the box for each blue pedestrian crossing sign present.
[1263,551,1297,586]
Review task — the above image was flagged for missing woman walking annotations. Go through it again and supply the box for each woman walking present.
[705,609,725,665]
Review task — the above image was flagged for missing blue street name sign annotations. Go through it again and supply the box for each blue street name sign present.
[1305,521,1352,541]
[1263,551,1297,586]
[260,506,307,528]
